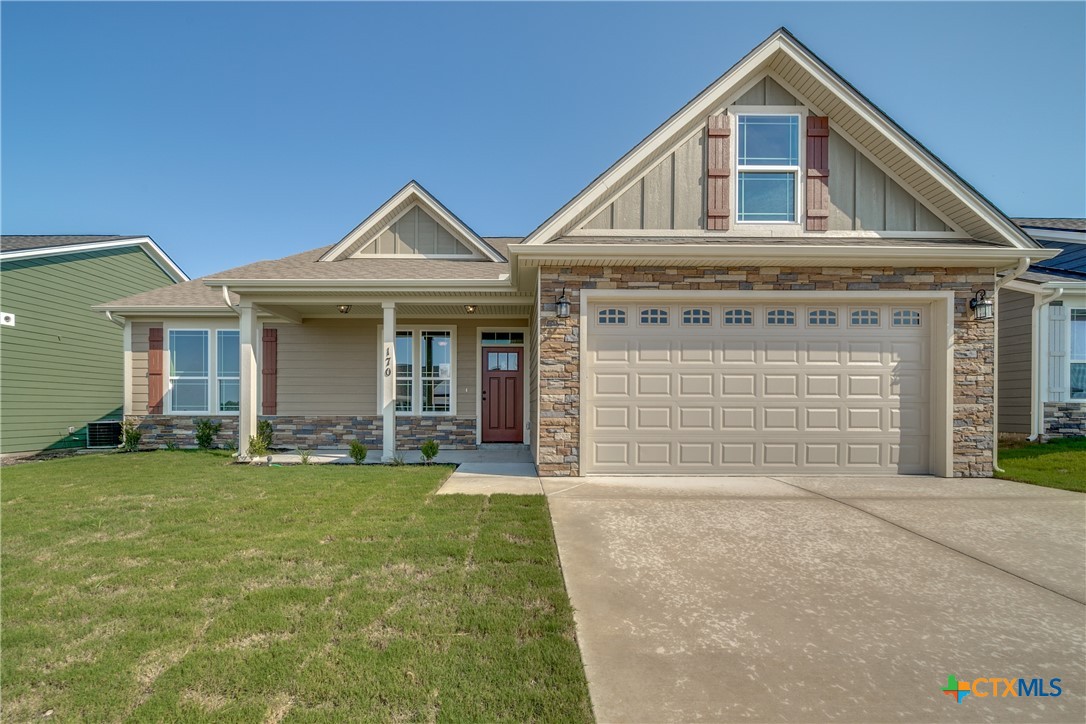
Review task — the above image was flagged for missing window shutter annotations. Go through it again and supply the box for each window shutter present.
[706,114,731,231]
[806,116,830,232]
[262,328,278,415]
[148,327,164,414]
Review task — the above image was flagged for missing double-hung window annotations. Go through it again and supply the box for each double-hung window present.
[386,328,454,414]
[1071,309,1086,400]
[167,328,241,414]
[736,114,800,223]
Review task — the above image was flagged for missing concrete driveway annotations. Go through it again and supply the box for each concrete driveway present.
[545,476,1086,723]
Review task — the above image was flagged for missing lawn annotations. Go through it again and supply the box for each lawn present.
[1,452,593,722]
[997,437,1086,493]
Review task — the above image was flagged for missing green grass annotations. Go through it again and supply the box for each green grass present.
[997,438,1086,492]
[1,452,593,722]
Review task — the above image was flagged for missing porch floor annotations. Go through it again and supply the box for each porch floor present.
[264,444,533,466]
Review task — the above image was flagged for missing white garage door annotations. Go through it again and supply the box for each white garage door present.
[585,301,931,475]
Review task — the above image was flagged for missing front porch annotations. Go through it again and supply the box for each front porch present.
[264,444,534,466]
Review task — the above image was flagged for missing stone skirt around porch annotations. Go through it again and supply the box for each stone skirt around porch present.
[134,415,479,450]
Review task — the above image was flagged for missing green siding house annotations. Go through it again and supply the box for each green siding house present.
[0,236,187,454]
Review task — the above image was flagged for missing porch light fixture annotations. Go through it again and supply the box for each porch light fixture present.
[969,289,993,321]
[464,304,477,314]
[556,289,571,319]
[337,305,352,314]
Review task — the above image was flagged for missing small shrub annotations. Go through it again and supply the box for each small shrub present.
[420,439,440,463]
[349,440,368,465]
[164,440,180,452]
[256,420,274,450]
[298,448,311,465]
[388,453,407,467]
[194,419,222,450]
[248,435,269,458]
[120,418,142,452]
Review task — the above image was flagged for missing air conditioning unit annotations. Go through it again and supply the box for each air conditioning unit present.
[87,420,122,449]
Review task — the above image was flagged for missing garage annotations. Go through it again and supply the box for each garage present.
[584,297,940,475]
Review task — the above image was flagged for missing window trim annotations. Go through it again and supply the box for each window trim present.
[891,308,924,328]
[807,307,839,327]
[1070,307,1086,400]
[216,329,241,413]
[732,107,805,226]
[597,307,628,326]
[163,323,241,416]
[766,307,797,326]
[681,307,712,326]
[721,307,755,326]
[475,325,530,444]
[849,307,882,328]
[638,307,670,326]
[377,325,457,416]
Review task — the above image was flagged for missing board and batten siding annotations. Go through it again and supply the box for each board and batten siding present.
[997,289,1035,434]
[577,74,948,234]
[353,206,473,256]
[0,247,178,453]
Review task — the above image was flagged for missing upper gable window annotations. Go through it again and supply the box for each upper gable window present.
[736,114,800,223]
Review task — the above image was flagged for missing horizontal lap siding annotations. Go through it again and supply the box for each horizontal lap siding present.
[0,248,177,453]
[998,290,1035,434]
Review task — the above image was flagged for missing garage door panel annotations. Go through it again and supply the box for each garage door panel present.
[586,301,931,475]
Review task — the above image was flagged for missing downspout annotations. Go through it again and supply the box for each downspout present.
[1030,287,1065,440]
[104,310,125,328]
[991,258,1030,473]
[221,285,240,316]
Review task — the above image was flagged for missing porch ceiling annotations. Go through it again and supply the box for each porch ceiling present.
[259,302,532,321]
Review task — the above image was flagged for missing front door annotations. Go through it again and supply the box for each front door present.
[481,347,523,443]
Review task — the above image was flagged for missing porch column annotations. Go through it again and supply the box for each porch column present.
[239,302,260,460]
[382,302,397,461]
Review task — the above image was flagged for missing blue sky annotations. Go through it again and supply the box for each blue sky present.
[3,1,1084,278]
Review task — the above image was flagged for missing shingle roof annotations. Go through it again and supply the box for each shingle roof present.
[98,238,524,310]
[1013,218,1086,232]
[1029,239,1086,279]
[550,236,1007,247]
[1017,269,1086,285]
[0,235,140,253]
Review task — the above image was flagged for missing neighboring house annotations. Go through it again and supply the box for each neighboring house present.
[98,28,1057,478]
[998,219,1086,439]
[0,236,188,453]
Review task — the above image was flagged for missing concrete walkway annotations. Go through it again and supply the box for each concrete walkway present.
[436,462,542,495]
[547,475,1086,722]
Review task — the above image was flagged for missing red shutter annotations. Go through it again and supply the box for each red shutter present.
[262,328,277,415]
[806,116,830,232]
[706,114,731,231]
[147,327,164,414]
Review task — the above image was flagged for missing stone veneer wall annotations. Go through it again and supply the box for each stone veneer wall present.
[1043,402,1086,438]
[537,265,996,478]
[135,415,477,450]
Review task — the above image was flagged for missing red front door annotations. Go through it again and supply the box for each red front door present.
[481,347,523,443]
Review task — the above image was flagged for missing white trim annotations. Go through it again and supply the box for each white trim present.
[1018,228,1086,244]
[320,181,503,263]
[0,237,189,282]
[521,30,1035,248]
[162,321,243,416]
[733,110,804,226]
[376,324,458,416]
[577,289,956,477]
[475,326,530,444]
[123,320,133,417]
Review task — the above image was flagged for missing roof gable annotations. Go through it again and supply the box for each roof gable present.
[0,235,188,282]
[524,28,1036,248]
[320,181,503,262]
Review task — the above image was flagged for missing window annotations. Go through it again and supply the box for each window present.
[892,309,922,327]
[808,309,838,326]
[767,308,796,326]
[850,309,880,327]
[1072,309,1086,400]
[682,308,712,326]
[169,330,209,412]
[481,331,524,345]
[640,308,669,325]
[421,331,452,413]
[722,308,754,326]
[598,308,626,325]
[216,331,240,412]
[395,331,414,412]
[487,351,519,371]
[737,114,800,223]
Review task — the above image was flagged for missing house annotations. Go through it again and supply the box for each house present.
[97,28,1058,478]
[1,235,187,454]
[998,219,1086,439]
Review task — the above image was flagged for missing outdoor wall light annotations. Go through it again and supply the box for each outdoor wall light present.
[556,289,571,319]
[969,289,993,321]
[337,304,352,314]
[464,304,477,314]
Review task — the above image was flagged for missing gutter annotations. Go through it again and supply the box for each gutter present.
[104,310,125,328]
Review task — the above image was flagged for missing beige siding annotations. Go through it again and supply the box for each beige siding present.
[998,290,1035,434]
[276,319,375,415]
[359,206,472,256]
[732,77,798,106]
[131,321,152,415]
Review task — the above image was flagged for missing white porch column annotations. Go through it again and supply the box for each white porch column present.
[239,302,260,460]
[382,302,397,461]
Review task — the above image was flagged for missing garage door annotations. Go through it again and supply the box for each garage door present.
[585,301,931,474]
